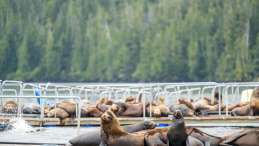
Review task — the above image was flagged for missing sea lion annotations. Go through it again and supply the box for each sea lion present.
[125,96,137,104]
[167,111,188,146]
[81,105,103,117]
[167,110,204,146]
[47,107,69,119]
[2,101,18,114]
[144,128,168,146]
[96,97,113,113]
[250,88,259,115]
[22,104,41,114]
[57,100,77,116]
[114,102,143,117]
[146,96,171,117]
[231,104,252,116]
[69,121,156,146]
[100,110,145,146]
[220,129,259,146]
[187,128,223,146]
[170,104,194,117]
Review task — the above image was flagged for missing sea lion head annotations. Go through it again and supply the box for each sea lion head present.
[173,110,183,120]
[101,110,114,123]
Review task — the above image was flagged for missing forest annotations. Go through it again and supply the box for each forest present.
[0,0,258,82]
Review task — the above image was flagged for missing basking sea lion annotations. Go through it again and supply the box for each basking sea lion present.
[220,129,259,146]
[2,101,18,114]
[187,128,223,146]
[250,88,259,115]
[231,88,259,116]
[100,110,145,146]
[69,121,156,146]
[22,104,41,114]
[125,96,137,104]
[96,97,113,113]
[81,105,103,117]
[47,107,69,119]
[57,100,77,116]
[231,104,252,116]
[170,104,194,117]
[146,96,170,117]
[114,102,143,117]
[178,97,219,115]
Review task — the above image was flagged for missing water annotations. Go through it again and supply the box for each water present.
[0,118,257,145]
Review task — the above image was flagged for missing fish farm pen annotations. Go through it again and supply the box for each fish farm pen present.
[0,80,259,127]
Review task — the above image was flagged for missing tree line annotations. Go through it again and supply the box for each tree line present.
[0,0,258,82]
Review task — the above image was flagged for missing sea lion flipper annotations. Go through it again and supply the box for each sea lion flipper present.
[221,130,250,144]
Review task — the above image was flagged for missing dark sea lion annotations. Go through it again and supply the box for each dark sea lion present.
[100,110,145,146]
[167,111,188,146]
[2,100,18,114]
[69,121,156,146]
[22,104,41,114]
[220,129,259,146]
[47,107,69,119]
[167,110,204,146]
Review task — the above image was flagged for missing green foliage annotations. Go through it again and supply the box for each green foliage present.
[0,0,258,82]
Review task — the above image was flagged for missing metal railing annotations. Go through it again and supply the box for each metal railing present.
[0,80,258,120]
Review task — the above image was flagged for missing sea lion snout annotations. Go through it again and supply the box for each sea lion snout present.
[101,112,113,123]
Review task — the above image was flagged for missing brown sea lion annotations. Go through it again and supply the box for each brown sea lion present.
[125,96,137,104]
[187,128,223,146]
[69,121,156,146]
[47,107,69,119]
[81,105,103,117]
[231,104,252,116]
[220,129,259,146]
[169,104,194,117]
[146,96,170,117]
[113,102,143,117]
[144,128,168,146]
[250,88,259,115]
[96,97,113,113]
[100,110,145,146]
[57,100,77,116]
[2,101,18,114]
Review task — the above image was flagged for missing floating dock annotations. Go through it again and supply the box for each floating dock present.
[1,116,259,127]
